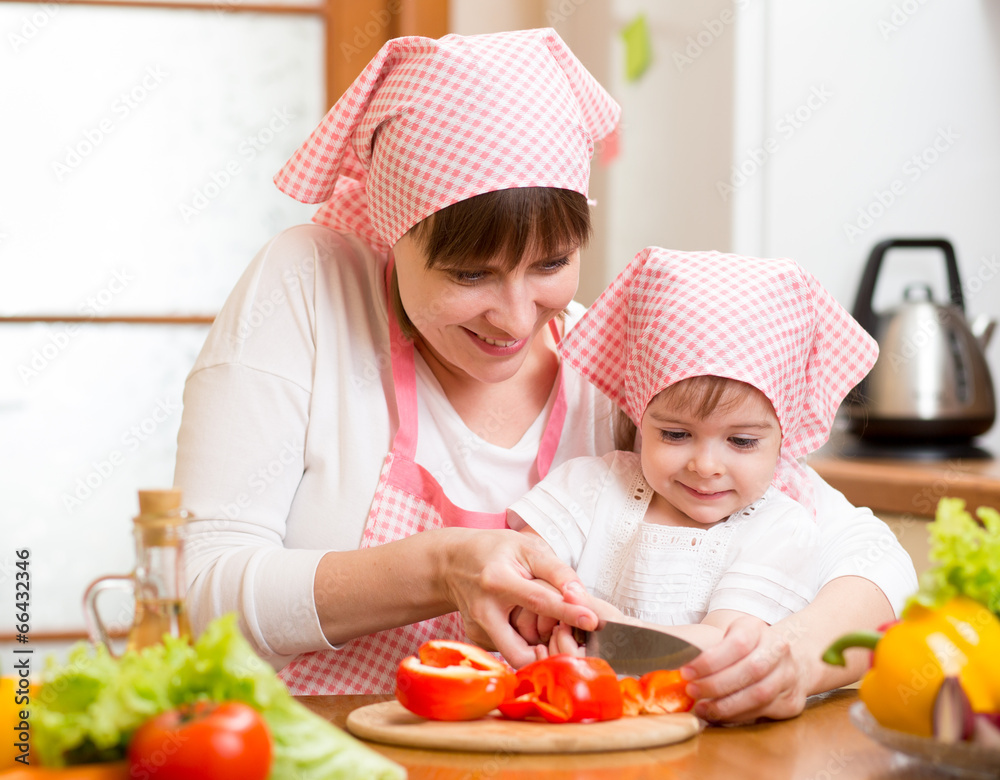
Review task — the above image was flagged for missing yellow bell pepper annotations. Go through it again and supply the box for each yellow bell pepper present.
[823,596,1000,737]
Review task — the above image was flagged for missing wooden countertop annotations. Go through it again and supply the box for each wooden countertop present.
[297,690,957,779]
[808,431,1000,517]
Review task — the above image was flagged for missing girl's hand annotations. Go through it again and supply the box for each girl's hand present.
[441,529,598,668]
[532,597,631,660]
[543,621,586,658]
[508,584,561,647]
[681,578,891,724]
[679,616,808,724]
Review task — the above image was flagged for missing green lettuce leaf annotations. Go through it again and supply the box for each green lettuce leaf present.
[908,497,1000,616]
[32,614,405,779]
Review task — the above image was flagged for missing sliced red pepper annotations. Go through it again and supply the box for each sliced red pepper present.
[396,640,516,721]
[497,654,623,723]
[619,669,695,716]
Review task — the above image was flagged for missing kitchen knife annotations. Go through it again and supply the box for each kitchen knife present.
[574,621,701,676]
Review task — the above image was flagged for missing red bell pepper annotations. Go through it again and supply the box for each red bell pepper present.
[497,654,623,723]
[396,640,516,721]
[619,670,694,716]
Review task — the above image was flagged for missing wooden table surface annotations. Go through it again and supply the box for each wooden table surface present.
[297,689,960,779]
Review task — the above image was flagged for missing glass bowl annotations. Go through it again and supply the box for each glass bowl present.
[850,701,1000,777]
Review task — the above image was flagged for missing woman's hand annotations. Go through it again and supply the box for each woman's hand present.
[439,528,598,668]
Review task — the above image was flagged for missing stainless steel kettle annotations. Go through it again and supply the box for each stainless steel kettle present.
[846,238,996,458]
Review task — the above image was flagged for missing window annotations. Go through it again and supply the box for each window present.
[0,0,447,638]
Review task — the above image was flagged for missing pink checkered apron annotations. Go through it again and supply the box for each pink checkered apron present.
[279,263,569,694]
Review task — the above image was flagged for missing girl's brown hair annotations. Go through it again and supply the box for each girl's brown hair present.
[612,376,768,451]
[390,187,591,339]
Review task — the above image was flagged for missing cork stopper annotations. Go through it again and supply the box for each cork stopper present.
[135,489,188,546]
[138,489,183,516]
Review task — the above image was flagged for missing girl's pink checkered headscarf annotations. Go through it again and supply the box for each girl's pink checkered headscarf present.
[560,247,879,512]
[274,28,621,251]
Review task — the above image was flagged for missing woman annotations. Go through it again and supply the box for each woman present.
[175,28,916,721]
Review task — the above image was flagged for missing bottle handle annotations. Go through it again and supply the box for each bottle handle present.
[83,574,135,658]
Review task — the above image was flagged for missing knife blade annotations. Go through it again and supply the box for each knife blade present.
[573,621,701,676]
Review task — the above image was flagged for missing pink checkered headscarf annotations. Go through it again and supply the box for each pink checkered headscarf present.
[274,28,621,251]
[560,247,879,512]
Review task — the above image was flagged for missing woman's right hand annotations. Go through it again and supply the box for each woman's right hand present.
[439,528,598,668]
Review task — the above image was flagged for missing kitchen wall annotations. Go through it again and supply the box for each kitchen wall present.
[454,0,1000,456]
[733,0,1000,457]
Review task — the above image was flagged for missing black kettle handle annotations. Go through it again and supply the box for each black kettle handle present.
[851,238,964,335]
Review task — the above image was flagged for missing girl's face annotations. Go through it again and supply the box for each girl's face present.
[639,384,782,526]
[392,232,580,385]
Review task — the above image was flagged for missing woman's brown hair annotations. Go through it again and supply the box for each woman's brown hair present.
[390,187,591,339]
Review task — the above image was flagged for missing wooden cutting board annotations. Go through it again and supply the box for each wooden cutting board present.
[346,700,701,754]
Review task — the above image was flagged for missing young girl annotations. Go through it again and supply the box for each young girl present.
[507,246,880,650]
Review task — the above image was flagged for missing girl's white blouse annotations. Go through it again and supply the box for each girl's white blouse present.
[509,451,821,625]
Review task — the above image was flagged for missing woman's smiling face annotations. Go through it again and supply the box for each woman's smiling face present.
[392,231,580,385]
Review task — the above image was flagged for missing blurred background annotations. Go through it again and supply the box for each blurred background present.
[1,0,998,650]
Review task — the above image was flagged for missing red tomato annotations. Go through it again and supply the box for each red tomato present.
[619,670,694,716]
[396,640,517,721]
[498,654,623,723]
[127,701,271,780]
